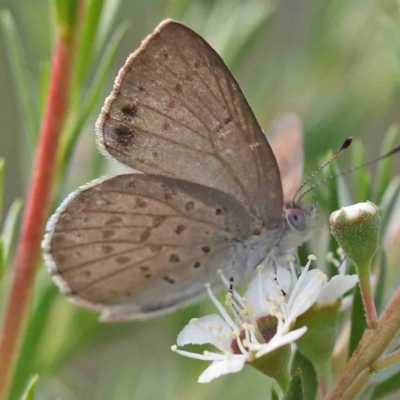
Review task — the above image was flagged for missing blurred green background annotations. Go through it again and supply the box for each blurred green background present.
[1,0,400,399]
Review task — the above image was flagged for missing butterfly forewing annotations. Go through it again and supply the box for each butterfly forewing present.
[44,174,253,320]
[96,19,283,228]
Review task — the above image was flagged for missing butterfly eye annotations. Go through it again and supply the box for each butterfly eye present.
[286,208,306,231]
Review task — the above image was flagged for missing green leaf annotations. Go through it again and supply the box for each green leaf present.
[380,15,400,62]
[348,284,368,358]
[20,375,38,400]
[351,139,371,202]
[271,387,280,400]
[0,11,39,146]
[0,238,4,286]
[283,369,304,400]
[52,0,79,40]
[9,285,57,400]
[374,250,387,315]
[0,158,4,222]
[291,351,318,400]
[379,176,400,238]
[60,21,130,174]
[73,0,105,93]
[39,62,50,117]
[372,370,400,399]
[2,199,23,268]
[375,125,399,203]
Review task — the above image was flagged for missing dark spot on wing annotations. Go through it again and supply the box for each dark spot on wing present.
[138,84,145,92]
[102,245,114,254]
[215,209,222,215]
[128,181,136,188]
[162,122,169,131]
[152,216,166,227]
[145,274,152,279]
[111,125,135,146]
[163,276,175,284]
[223,116,232,125]
[174,83,182,94]
[163,53,169,59]
[185,201,194,211]
[121,104,138,118]
[194,262,201,268]
[169,254,180,263]
[136,198,147,208]
[102,230,115,239]
[116,256,130,264]
[175,225,186,235]
[106,216,122,225]
[140,227,152,242]
[202,246,211,254]
[140,266,149,271]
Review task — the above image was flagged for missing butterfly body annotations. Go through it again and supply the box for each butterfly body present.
[43,20,315,321]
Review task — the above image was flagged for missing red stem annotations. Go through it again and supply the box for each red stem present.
[0,36,75,399]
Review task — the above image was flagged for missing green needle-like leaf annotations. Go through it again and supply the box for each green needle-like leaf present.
[349,284,368,358]
[73,0,105,92]
[283,369,304,400]
[291,351,318,400]
[60,21,130,175]
[0,158,4,222]
[2,199,23,268]
[374,250,387,315]
[20,375,39,400]
[376,125,399,203]
[351,139,371,202]
[0,11,39,147]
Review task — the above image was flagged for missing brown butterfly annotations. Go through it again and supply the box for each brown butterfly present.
[42,19,316,322]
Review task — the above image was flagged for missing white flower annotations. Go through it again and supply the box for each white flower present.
[172,255,354,383]
[324,250,359,309]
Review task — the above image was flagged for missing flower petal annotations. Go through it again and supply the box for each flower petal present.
[317,275,358,305]
[255,326,307,358]
[177,314,231,352]
[245,266,290,315]
[198,358,246,383]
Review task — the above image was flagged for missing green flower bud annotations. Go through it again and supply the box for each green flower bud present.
[330,201,380,267]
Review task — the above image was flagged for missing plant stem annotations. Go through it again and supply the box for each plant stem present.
[0,18,77,400]
[358,264,378,329]
[374,349,400,370]
[341,368,372,400]
[326,286,400,400]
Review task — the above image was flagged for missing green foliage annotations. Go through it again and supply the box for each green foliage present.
[1,0,400,399]
[20,375,39,400]
[283,369,304,400]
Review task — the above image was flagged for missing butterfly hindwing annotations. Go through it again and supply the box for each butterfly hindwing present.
[43,174,253,320]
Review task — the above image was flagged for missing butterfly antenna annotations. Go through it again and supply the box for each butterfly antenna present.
[297,143,400,202]
[292,138,353,204]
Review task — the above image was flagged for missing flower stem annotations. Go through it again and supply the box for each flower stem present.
[0,11,78,400]
[326,286,400,400]
[357,264,378,329]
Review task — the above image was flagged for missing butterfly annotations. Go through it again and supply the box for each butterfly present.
[42,19,317,322]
